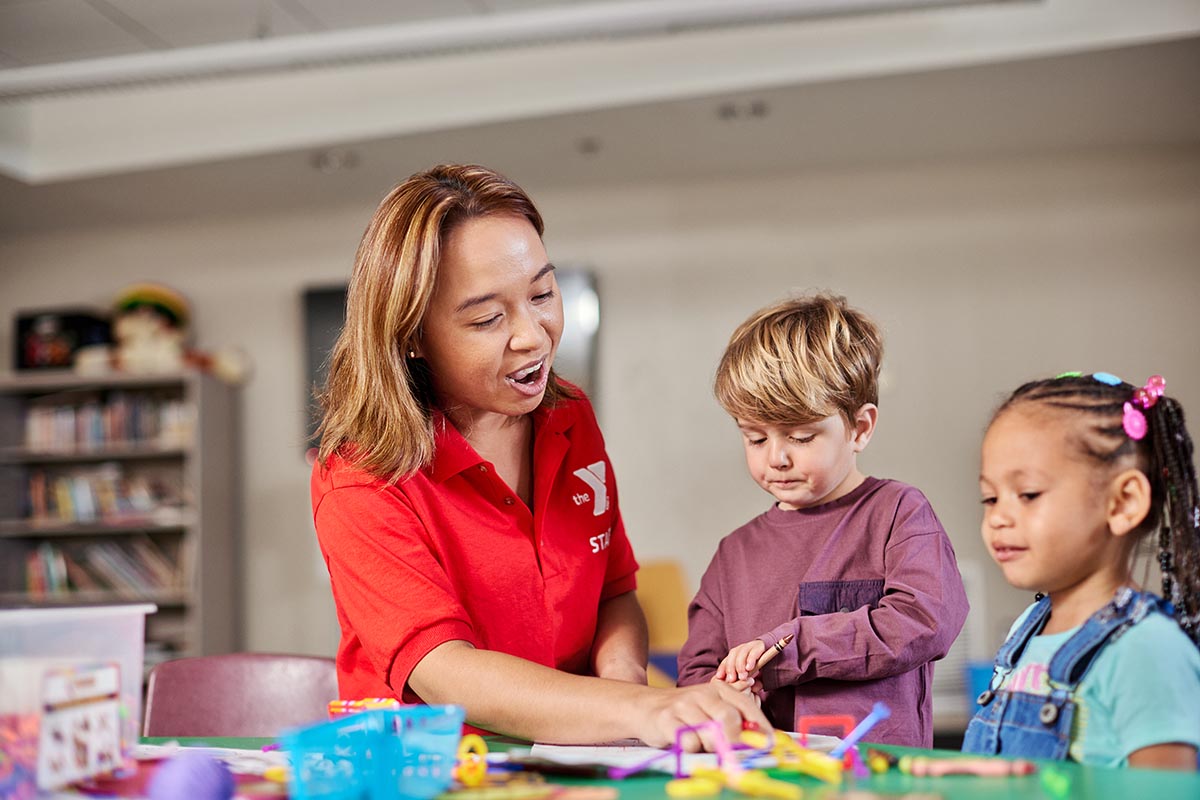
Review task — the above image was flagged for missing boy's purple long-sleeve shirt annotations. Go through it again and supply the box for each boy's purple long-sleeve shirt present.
[677,477,969,746]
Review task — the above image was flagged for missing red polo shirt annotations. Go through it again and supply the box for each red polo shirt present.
[311,391,639,724]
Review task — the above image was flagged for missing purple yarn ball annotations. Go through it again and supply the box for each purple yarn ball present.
[148,750,235,800]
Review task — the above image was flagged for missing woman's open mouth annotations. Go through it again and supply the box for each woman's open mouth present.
[506,358,549,397]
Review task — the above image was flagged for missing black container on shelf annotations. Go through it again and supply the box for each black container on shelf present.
[14,308,112,371]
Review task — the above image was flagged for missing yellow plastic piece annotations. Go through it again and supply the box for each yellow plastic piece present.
[690,766,729,782]
[665,777,724,797]
[791,750,842,785]
[867,752,890,774]
[769,731,805,764]
[739,730,771,749]
[456,733,490,787]
[262,765,289,783]
[766,732,842,785]
[729,770,803,800]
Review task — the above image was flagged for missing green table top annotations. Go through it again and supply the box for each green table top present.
[144,737,1200,799]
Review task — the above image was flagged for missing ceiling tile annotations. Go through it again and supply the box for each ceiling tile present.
[0,0,151,66]
[103,0,310,48]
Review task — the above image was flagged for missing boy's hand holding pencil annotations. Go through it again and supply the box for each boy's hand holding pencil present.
[714,634,794,695]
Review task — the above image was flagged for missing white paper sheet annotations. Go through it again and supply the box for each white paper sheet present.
[132,742,289,775]
[525,732,842,776]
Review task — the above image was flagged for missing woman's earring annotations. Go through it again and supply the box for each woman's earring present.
[408,350,416,359]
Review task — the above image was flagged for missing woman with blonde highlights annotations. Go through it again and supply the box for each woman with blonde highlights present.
[313,164,768,749]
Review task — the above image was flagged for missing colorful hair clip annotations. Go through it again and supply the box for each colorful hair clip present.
[1055,371,1082,379]
[1092,372,1122,386]
[1122,375,1166,440]
[1122,403,1147,440]
[1132,374,1166,410]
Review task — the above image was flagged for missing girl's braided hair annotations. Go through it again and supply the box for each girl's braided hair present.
[996,373,1200,646]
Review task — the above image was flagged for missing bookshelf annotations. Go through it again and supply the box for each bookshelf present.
[0,369,241,671]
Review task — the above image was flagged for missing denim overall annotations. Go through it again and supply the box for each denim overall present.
[962,588,1168,760]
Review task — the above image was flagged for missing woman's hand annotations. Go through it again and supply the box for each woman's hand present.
[411,640,769,748]
[716,639,767,683]
[636,681,772,752]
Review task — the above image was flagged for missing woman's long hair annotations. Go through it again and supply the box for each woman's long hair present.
[315,164,570,482]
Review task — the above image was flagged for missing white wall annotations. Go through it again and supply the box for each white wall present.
[2,145,1198,661]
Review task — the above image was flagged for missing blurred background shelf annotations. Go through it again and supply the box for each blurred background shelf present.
[0,369,241,663]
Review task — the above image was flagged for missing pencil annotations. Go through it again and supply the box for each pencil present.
[755,634,794,671]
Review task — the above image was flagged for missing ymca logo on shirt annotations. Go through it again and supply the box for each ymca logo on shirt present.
[571,460,609,517]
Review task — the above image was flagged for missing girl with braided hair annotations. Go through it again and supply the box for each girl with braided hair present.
[963,372,1200,770]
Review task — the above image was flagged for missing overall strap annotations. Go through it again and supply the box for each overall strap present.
[1046,588,1166,688]
[995,595,1053,668]
[975,595,1053,708]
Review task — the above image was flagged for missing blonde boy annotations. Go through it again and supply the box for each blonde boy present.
[676,294,968,745]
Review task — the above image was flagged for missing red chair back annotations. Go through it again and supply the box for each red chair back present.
[142,652,339,737]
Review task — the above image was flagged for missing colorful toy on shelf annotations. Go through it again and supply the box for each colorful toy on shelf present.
[108,283,190,375]
[73,282,251,384]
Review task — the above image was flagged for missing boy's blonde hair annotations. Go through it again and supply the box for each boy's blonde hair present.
[714,293,883,427]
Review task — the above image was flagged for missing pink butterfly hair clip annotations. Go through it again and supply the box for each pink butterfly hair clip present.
[1122,375,1165,440]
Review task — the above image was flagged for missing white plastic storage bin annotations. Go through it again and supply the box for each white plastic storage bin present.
[0,603,155,794]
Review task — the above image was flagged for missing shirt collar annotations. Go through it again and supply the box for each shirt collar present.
[426,398,577,483]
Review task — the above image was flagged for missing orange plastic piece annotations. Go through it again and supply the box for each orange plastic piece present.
[794,714,855,746]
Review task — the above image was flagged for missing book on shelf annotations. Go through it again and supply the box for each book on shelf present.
[20,537,182,599]
[25,551,45,598]
[85,543,155,593]
[3,369,238,658]
[22,462,181,526]
[23,542,71,598]
[61,552,101,591]
[129,535,180,589]
[28,469,47,519]
[23,392,194,452]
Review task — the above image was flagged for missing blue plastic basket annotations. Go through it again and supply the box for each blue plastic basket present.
[283,705,465,800]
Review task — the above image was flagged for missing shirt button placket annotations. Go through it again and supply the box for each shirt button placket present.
[477,464,517,510]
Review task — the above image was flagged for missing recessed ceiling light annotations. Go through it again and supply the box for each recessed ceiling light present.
[716,99,770,121]
[311,147,360,173]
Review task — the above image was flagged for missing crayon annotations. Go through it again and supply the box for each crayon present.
[755,634,794,671]
[898,755,1036,777]
[864,747,898,773]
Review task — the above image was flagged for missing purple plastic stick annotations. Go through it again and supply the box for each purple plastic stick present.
[829,702,891,759]
[606,748,676,780]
